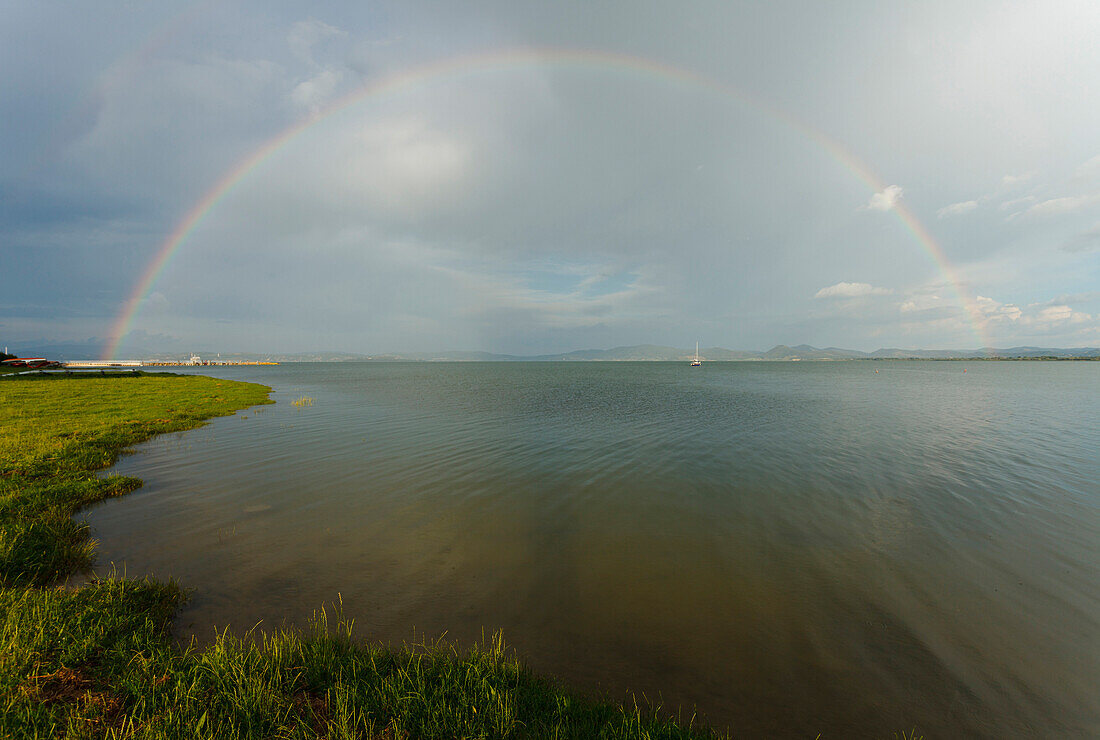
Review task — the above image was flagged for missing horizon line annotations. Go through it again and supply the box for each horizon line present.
[48,341,1100,362]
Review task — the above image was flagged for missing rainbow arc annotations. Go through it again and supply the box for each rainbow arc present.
[103,48,990,359]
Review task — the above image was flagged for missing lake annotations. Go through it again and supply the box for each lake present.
[88,361,1099,737]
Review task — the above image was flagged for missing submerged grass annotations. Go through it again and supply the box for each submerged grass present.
[0,372,273,586]
[0,372,729,738]
[2,586,720,739]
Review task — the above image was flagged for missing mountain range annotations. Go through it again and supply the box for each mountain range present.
[240,344,1100,362]
[9,342,1100,362]
[357,344,1100,361]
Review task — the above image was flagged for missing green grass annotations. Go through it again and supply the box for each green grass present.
[0,372,273,586]
[0,372,731,739]
[2,582,723,739]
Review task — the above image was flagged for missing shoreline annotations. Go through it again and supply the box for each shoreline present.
[0,371,734,738]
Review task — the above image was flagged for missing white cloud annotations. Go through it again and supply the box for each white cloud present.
[1018,304,1094,331]
[141,292,170,314]
[899,291,941,314]
[286,20,349,113]
[1047,304,1090,323]
[887,283,1100,347]
[970,295,1097,338]
[864,185,903,212]
[999,173,1034,190]
[999,195,1036,212]
[974,295,1021,323]
[288,19,345,66]
[938,173,1032,219]
[1053,291,1100,305]
[1038,305,1074,322]
[937,200,978,218]
[347,117,472,209]
[1074,154,1100,181]
[1021,194,1100,219]
[815,281,892,299]
[290,67,345,113]
[284,20,351,113]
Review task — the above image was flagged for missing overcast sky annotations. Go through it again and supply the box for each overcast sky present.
[3,0,1099,356]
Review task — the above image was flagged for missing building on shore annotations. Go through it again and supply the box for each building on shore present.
[65,358,277,368]
[64,360,144,368]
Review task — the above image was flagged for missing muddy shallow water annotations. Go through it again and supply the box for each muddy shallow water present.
[89,361,1100,737]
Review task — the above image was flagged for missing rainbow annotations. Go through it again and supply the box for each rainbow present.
[103,47,990,359]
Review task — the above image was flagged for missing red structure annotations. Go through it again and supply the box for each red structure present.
[1,358,61,369]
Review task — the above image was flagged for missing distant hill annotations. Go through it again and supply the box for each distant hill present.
[760,344,869,360]
[865,346,1100,360]
[10,342,1099,363]
[351,344,1100,361]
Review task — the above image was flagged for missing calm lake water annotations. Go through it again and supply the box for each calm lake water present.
[89,362,1099,737]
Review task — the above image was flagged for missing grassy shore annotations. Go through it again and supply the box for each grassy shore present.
[0,372,727,739]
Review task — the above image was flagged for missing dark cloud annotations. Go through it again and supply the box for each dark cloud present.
[2,1,1099,354]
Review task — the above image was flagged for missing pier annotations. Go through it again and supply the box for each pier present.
[64,359,278,368]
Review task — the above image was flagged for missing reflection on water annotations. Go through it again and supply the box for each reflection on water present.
[88,362,1100,737]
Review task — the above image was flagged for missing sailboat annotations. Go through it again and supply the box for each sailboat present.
[690,341,702,366]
